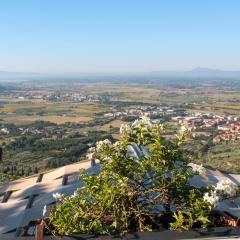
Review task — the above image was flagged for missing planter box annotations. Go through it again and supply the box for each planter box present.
[14,227,240,240]
[19,211,240,240]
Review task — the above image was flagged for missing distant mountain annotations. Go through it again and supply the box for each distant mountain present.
[191,67,223,73]
[1,68,240,82]
[143,68,240,79]
[0,71,44,81]
[187,68,240,78]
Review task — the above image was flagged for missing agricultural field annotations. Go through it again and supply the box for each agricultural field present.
[0,102,108,124]
[0,79,240,184]
[2,115,92,125]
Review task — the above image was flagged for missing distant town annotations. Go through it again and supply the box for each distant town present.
[7,91,101,103]
[1,100,240,143]
[103,106,240,143]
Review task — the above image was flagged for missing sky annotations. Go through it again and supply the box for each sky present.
[0,0,240,73]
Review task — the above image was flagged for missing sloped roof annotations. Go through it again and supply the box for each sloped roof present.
[0,157,239,238]
[0,160,98,238]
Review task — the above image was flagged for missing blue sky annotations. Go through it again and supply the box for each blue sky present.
[0,0,240,73]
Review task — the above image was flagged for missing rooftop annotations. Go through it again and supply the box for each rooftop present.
[0,159,240,238]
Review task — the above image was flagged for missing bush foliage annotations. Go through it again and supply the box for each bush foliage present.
[48,117,239,235]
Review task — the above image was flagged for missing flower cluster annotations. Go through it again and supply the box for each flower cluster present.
[203,179,238,207]
[86,140,112,161]
[87,117,153,162]
[120,124,132,134]
[52,192,64,200]
[86,147,96,160]
[69,191,78,199]
[113,141,123,149]
[203,191,219,207]
[132,116,152,129]
[191,163,206,176]
[86,152,94,161]
[215,179,237,197]
[96,139,111,150]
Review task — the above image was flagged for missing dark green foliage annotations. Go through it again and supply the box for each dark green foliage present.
[0,121,112,184]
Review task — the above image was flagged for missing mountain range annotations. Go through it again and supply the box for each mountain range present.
[1,68,240,82]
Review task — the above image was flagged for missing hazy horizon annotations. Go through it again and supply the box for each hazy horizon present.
[1,67,240,75]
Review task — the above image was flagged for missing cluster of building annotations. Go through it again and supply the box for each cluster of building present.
[0,125,66,140]
[11,92,101,103]
[104,112,127,117]
[0,126,43,136]
[103,107,240,143]
[104,106,175,118]
[214,122,240,142]
[128,106,174,116]
[44,93,100,103]
[172,113,240,143]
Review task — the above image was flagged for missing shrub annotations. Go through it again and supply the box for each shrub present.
[47,117,239,235]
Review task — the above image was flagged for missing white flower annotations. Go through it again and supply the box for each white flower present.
[86,147,96,160]
[203,191,219,207]
[103,139,111,144]
[203,179,238,207]
[52,192,64,200]
[191,164,206,176]
[179,125,187,133]
[132,119,141,128]
[86,153,93,160]
[215,179,237,197]
[140,116,152,127]
[70,191,78,199]
[42,205,47,217]
[96,139,111,150]
[120,124,132,134]
[96,140,104,149]
[88,147,96,153]
[102,156,111,161]
[73,191,78,197]
[113,141,122,148]
[132,116,152,129]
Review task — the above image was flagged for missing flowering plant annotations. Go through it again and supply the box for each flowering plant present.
[48,117,240,235]
[203,179,238,207]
